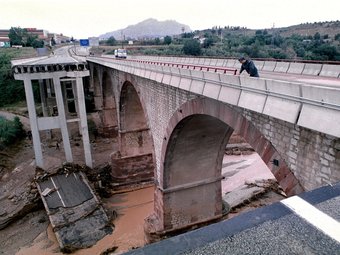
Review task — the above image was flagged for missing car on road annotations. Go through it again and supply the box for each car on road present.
[114,49,127,58]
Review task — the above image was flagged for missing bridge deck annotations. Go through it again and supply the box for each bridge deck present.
[87,55,340,138]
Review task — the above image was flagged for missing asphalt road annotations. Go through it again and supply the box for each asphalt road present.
[123,182,340,255]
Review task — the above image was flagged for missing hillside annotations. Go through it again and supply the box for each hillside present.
[274,21,340,38]
[216,21,340,38]
[99,18,191,40]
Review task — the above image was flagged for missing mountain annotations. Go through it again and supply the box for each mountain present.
[99,18,191,40]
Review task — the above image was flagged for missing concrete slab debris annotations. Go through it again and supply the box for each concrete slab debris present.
[222,179,285,213]
[36,171,112,253]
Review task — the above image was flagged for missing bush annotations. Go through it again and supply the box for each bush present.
[0,116,25,149]
[182,39,201,56]
[0,52,26,107]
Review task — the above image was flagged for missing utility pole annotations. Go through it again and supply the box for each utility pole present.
[121,30,124,48]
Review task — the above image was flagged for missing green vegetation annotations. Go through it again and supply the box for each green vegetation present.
[105,36,117,46]
[0,51,26,107]
[0,48,39,108]
[99,21,340,60]
[8,27,45,48]
[0,116,25,149]
[182,39,201,56]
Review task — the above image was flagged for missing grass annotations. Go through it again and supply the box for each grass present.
[0,47,37,59]
[0,101,28,116]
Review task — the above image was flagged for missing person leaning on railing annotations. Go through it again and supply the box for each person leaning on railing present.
[238,57,259,77]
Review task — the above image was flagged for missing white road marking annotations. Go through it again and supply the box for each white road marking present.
[51,177,66,207]
[281,196,340,243]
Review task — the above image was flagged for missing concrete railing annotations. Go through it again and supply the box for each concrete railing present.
[127,55,340,78]
[88,56,340,138]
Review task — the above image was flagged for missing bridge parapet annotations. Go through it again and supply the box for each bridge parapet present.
[262,61,277,71]
[302,63,323,76]
[274,62,290,73]
[128,55,340,78]
[287,62,305,74]
[254,60,265,70]
[320,64,340,77]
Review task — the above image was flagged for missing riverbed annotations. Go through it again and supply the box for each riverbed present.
[13,152,279,255]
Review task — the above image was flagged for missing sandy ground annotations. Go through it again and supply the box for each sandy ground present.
[222,153,276,194]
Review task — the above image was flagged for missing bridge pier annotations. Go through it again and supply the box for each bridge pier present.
[98,108,118,138]
[144,179,224,243]
[110,127,154,186]
[109,81,155,188]
[12,58,92,168]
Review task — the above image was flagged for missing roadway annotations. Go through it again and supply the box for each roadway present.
[124,182,340,255]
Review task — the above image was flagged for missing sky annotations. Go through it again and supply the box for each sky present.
[1,0,340,39]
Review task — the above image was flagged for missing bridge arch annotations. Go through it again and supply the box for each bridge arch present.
[147,97,303,236]
[111,81,155,184]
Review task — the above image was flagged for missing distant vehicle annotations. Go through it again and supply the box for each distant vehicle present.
[114,48,127,58]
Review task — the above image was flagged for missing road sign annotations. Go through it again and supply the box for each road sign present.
[79,39,89,47]
[0,42,11,48]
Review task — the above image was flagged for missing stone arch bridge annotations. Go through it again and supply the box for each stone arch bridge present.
[87,55,340,236]
[12,53,340,237]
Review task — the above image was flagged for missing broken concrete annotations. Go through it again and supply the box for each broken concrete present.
[223,179,286,213]
[36,166,113,253]
[0,159,40,230]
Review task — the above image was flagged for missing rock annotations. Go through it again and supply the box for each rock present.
[222,185,266,210]
[8,193,16,200]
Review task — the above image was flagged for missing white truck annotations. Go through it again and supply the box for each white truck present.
[114,48,127,58]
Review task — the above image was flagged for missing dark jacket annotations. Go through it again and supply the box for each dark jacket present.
[240,60,259,77]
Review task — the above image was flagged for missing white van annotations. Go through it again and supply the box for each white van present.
[114,48,127,58]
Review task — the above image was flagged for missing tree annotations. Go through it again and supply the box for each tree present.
[312,44,339,60]
[0,53,26,107]
[313,32,321,40]
[335,33,340,41]
[182,39,201,56]
[181,32,194,39]
[106,36,116,46]
[26,34,44,48]
[9,28,42,48]
[0,116,25,149]
[164,36,172,45]
[203,37,214,48]
[154,38,161,45]
[8,27,27,46]
[31,39,44,48]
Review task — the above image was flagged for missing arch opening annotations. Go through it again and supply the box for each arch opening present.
[161,114,233,230]
[146,97,303,240]
[110,81,154,185]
